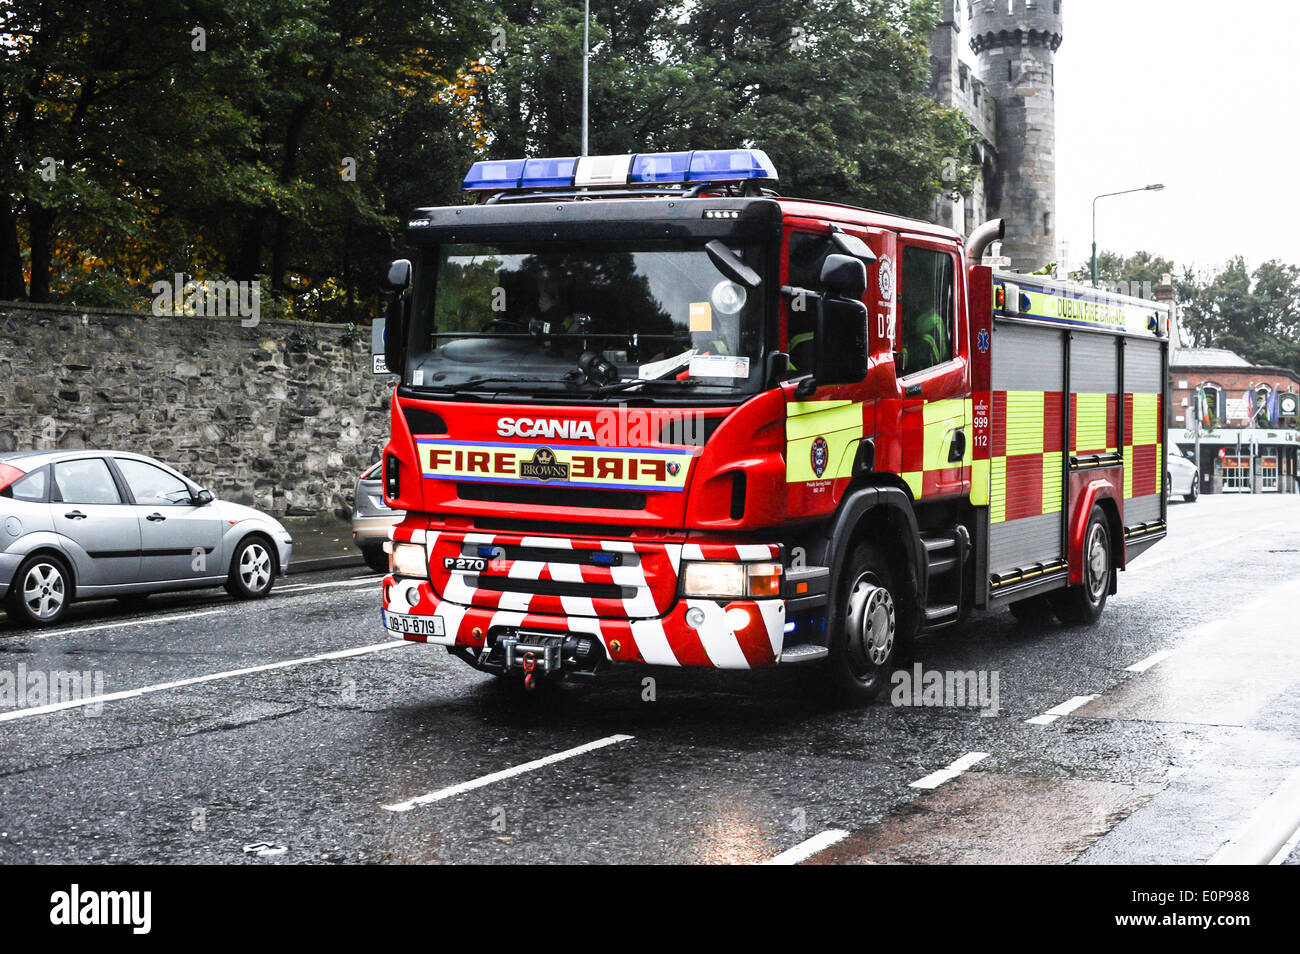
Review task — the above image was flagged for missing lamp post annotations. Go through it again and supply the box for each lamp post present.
[582,0,592,157]
[1091,184,1165,286]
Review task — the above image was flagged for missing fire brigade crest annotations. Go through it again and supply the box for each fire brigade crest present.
[520,447,569,481]
[877,256,894,301]
[667,461,681,477]
[810,436,829,478]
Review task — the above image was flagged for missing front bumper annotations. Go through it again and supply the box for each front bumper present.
[382,577,787,670]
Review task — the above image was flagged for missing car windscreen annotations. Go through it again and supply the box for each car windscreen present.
[404,239,766,397]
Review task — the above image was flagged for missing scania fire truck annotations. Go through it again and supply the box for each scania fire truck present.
[377,149,1170,700]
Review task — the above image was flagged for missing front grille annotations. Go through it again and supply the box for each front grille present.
[469,516,640,537]
[469,575,631,601]
[457,482,646,510]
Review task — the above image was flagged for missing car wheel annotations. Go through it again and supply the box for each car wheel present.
[1166,473,1172,500]
[226,537,276,599]
[361,544,389,573]
[1049,506,1111,626]
[7,554,71,627]
[1185,473,1199,503]
[821,543,910,703]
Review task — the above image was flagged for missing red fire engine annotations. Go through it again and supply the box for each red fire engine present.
[377,149,1170,699]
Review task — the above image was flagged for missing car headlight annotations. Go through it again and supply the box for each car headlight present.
[391,542,428,578]
[681,561,781,599]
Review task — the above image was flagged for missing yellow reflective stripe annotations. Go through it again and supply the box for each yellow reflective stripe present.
[1156,443,1163,495]
[1131,392,1159,445]
[971,458,990,506]
[786,400,863,483]
[1004,391,1045,456]
[1041,451,1063,514]
[921,398,973,475]
[1123,446,1134,499]
[1074,392,1108,454]
[901,471,923,498]
[990,457,1007,524]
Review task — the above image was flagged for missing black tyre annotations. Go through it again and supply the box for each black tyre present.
[7,553,71,627]
[361,544,389,573]
[1185,473,1199,503]
[822,543,910,703]
[225,536,276,599]
[1008,592,1055,624]
[1049,506,1111,625]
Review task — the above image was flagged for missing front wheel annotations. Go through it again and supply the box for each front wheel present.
[1049,506,1111,625]
[1185,474,1199,503]
[822,543,910,703]
[226,537,276,599]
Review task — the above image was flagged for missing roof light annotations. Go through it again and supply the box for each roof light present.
[463,149,779,192]
[462,158,526,191]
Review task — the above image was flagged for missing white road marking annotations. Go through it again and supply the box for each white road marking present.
[1209,764,1300,865]
[21,609,224,640]
[909,751,990,790]
[383,734,635,813]
[1025,694,1098,726]
[1125,649,1174,673]
[0,639,409,723]
[1269,822,1300,866]
[277,576,380,594]
[762,829,850,865]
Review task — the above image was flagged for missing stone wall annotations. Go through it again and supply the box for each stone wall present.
[0,301,392,520]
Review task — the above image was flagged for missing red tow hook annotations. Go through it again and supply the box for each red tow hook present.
[522,651,538,692]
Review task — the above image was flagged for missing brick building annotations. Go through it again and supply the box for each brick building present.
[1168,348,1300,493]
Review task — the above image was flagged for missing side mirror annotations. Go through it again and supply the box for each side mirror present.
[819,254,868,301]
[812,296,869,387]
[383,260,412,379]
[192,489,214,506]
[385,258,412,292]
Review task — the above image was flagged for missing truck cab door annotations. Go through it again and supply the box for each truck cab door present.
[896,239,970,502]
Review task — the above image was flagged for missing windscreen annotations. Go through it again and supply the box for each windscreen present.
[405,239,767,396]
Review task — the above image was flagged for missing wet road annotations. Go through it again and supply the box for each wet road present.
[2,494,1299,865]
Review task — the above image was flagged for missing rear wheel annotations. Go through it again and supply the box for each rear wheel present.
[1185,473,1199,503]
[1049,506,1111,625]
[822,543,909,703]
[226,537,276,599]
[7,554,71,627]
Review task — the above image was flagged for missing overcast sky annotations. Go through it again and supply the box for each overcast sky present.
[1051,0,1300,276]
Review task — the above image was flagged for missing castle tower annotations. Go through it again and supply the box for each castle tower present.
[970,0,1063,272]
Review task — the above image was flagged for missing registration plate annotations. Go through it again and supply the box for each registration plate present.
[383,611,445,638]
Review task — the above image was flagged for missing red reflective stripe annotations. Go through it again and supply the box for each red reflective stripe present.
[1133,444,1159,497]
[1043,391,1064,453]
[1106,394,1118,450]
[1003,455,1043,520]
[991,392,1008,457]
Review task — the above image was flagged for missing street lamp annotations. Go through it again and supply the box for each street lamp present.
[1091,184,1165,287]
[580,0,590,156]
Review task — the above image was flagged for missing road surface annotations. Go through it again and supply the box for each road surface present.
[2,494,1299,865]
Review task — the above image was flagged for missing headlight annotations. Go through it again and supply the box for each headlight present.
[681,561,781,598]
[391,542,428,578]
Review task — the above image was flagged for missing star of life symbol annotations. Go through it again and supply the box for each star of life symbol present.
[977,328,990,354]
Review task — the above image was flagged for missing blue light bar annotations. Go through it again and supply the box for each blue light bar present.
[685,149,778,183]
[462,158,526,191]
[628,151,692,184]
[520,156,578,188]
[463,149,778,191]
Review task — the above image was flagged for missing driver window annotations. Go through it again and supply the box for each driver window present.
[786,231,833,374]
[899,246,955,376]
[115,458,191,506]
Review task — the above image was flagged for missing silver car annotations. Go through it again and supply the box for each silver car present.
[351,461,401,572]
[0,450,293,626]
[1167,448,1200,502]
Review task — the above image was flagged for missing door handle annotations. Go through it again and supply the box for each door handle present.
[64,510,87,520]
[146,512,167,522]
[905,383,923,398]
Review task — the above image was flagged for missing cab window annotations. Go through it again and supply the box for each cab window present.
[899,246,955,376]
[785,231,833,374]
